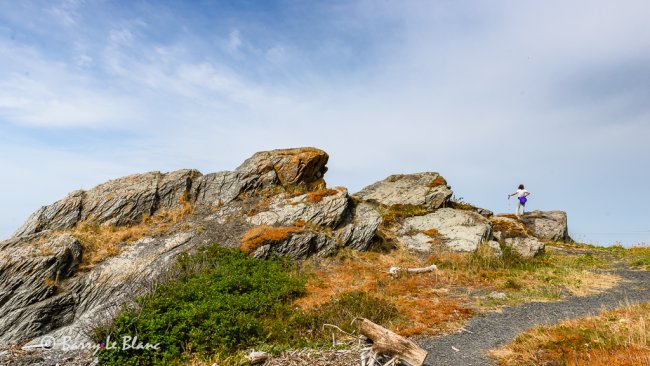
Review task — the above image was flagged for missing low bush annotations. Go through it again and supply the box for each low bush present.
[95,245,306,365]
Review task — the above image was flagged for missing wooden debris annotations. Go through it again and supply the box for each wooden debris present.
[358,318,428,366]
[249,350,270,365]
[388,264,438,275]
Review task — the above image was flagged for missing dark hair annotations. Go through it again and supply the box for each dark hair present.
[518,184,525,189]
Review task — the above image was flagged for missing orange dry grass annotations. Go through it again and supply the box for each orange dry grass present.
[296,249,472,337]
[305,188,339,203]
[492,302,650,366]
[240,225,304,253]
[498,213,519,220]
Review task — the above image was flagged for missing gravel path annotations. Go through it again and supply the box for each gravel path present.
[418,266,650,366]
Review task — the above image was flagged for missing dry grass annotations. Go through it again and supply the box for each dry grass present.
[296,248,473,337]
[295,243,622,338]
[379,204,433,224]
[57,201,195,271]
[240,225,304,253]
[491,302,650,366]
[304,188,340,203]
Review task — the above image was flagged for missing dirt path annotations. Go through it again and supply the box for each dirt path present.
[418,265,650,366]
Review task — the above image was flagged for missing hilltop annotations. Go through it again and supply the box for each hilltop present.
[3,147,642,366]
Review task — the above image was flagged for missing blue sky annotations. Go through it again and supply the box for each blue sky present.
[0,0,649,246]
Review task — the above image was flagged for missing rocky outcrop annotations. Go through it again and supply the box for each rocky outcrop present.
[397,208,492,252]
[0,147,568,359]
[490,215,545,258]
[247,188,349,228]
[0,147,371,350]
[354,172,452,209]
[521,210,571,242]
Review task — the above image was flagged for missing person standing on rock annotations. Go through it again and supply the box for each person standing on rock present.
[508,184,530,217]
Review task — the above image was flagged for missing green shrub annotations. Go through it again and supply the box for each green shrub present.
[95,245,306,365]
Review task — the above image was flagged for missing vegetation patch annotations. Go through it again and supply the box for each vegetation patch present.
[379,204,433,224]
[491,302,650,366]
[296,249,473,337]
[240,225,304,253]
[95,246,306,366]
[304,188,340,203]
[95,245,400,366]
[42,201,194,271]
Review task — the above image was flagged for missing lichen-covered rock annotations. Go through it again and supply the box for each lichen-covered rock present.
[490,216,529,242]
[521,210,571,242]
[247,188,349,228]
[335,202,382,251]
[354,172,452,209]
[397,208,492,252]
[504,236,545,258]
[236,147,329,188]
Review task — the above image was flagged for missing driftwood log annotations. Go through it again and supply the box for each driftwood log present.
[388,264,437,275]
[248,351,269,365]
[359,318,428,366]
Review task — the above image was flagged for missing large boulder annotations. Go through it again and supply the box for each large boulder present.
[247,188,349,228]
[397,208,492,252]
[235,147,329,188]
[521,211,571,242]
[504,237,545,258]
[354,172,452,209]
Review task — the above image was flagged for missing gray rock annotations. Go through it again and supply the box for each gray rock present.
[398,208,492,252]
[13,191,84,238]
[14,170,203,238]
[335,202,383,251]
[354,172,452,209]
[251,232,336,259]
[248,188,349,228]
[486,240,503,256]
[504,236,545,258]
[521,210,571,242]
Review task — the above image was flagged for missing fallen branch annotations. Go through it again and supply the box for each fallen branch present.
[388,264,437,275]
[358,318,428,366]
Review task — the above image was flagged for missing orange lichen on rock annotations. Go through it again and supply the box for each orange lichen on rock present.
[429,175,448,187]
[490,216,529,238]
[422,228,440,237]
[240,225,304,253]
[272,148,329,186]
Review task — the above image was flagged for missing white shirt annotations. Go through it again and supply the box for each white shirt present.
[516,189,529,198]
